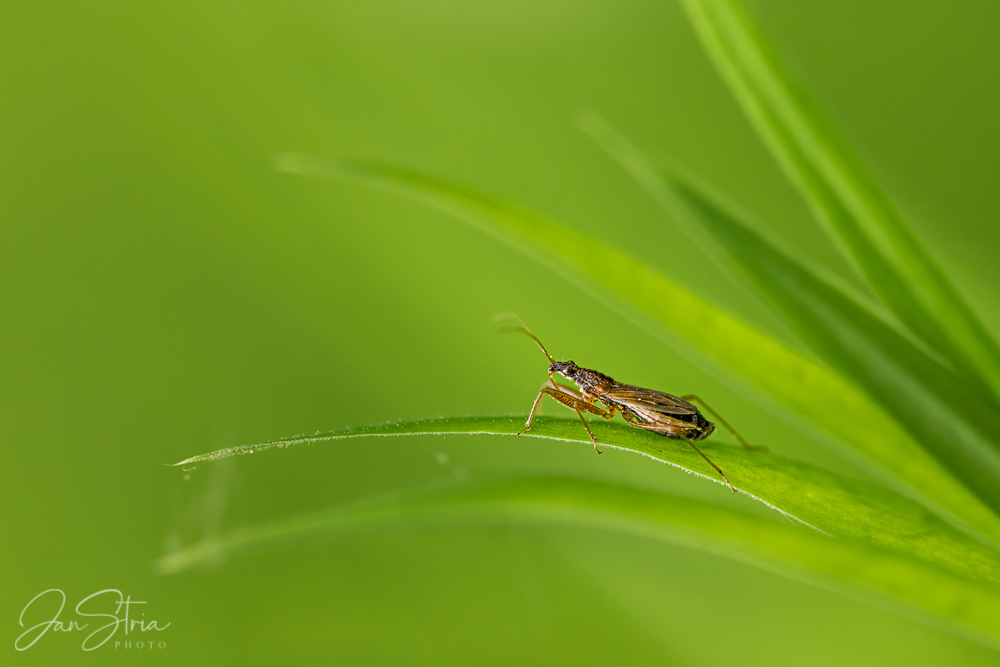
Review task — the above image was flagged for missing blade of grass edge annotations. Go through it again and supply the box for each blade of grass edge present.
[681,0,1000,401]
[581,121,1000,530]
[155,475,1000,651]
[275,153,1000,547]
[170,415,1000,586]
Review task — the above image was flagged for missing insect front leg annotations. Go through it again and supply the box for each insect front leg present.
[520,382,552,435]
[682,394,767,452]
[518,381,611,453]
[572,407,603,455]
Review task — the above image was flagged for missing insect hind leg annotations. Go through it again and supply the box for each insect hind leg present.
[618,418,736,492]
[683,436,736,493]
[682,394,767,452]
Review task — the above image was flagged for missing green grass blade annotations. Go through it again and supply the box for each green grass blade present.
[156,475,1000,650]
[275,153,1000,546]
[680,0,1000,400]
[171,415,1000,585]
[582,125,1000,524]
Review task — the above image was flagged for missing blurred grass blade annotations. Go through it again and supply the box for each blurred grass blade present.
[680,0,1000,400]
[156,475,1000,650]
[171,415,1000,585]
[276,153,1000,546]
[580,119,1000,527]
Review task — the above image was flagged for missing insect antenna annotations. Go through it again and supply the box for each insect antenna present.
[493,312,555,364]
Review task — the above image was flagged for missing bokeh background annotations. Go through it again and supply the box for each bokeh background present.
[4,2,1000,664]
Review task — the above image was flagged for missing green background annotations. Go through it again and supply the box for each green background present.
[4,2,1000,664]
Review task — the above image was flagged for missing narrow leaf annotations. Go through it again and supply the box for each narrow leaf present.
[582,120,1000,528]
[156,475,1000,650]
[680,0,1000,400]
[172,415,1000,585]
[276,153,1000,546]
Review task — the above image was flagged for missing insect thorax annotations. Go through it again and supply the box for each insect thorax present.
[552,361,616,395]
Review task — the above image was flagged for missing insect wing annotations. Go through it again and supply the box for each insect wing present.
[607,385,698,416]
[624,406,695,430]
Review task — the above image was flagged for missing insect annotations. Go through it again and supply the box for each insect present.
[499,313,764,493]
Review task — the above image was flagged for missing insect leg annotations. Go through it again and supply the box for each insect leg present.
[519,382,610,430]
[519,381,609,453]
[547,386,611,452]
[545,382,614,418]
[619,416,736,492]
[519,384,550,436]
[573,407,602,454]
[683,436,736,493]
[682,394,767,452]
